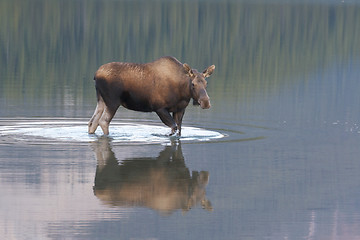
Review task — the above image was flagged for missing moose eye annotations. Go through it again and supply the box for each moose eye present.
[191,83,195,87]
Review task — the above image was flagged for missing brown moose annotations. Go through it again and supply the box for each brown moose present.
[92,138,212,215]
[88,56,215,135]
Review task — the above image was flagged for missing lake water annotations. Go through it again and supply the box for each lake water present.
[1,0,360,239]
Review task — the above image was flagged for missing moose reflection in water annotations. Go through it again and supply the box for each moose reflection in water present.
[92,138,212,215]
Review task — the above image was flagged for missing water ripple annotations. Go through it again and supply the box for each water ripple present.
[0,118,224,145]
[0,118,268,145]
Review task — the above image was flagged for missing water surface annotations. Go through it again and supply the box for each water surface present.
[1,0,360,239]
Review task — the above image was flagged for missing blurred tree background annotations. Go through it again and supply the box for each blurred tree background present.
[1,0,359,116]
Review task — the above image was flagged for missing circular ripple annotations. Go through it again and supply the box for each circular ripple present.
[0,118,226,145]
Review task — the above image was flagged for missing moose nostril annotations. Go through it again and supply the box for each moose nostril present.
[200,100,211,109]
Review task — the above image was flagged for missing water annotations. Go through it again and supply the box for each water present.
[0,119,225,144]
[1,0,360,239]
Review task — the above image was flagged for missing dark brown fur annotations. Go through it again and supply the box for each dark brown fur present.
[88,56,215,135]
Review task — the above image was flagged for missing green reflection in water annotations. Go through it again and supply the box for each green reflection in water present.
[1,0,360,109]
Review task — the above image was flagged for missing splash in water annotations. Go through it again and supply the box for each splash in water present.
[0,119,225,145]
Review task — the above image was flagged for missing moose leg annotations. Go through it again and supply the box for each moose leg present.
[88,96,106,134]
[173,110,185,136]
[156,109,177,135]
[98,105,118,135]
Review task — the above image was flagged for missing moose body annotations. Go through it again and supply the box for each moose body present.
[88,56,215,135]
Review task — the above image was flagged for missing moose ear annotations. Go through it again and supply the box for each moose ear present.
[183,63,194,77]
[203,65,215,78]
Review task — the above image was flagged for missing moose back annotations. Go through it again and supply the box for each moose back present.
[88,56,215,135]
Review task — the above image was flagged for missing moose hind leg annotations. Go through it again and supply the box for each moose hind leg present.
[88,98,105,134]
[98,105,118,135]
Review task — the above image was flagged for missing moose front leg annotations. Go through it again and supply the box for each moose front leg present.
[173,110,185,136]
[156,109,177,135]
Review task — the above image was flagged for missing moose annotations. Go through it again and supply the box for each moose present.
[88,56,215,135]
[92,138,212,215]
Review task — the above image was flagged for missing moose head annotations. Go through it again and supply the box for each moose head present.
[183,63,215,109]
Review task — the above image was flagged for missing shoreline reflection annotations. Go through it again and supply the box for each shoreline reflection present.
[92,138,212,215]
